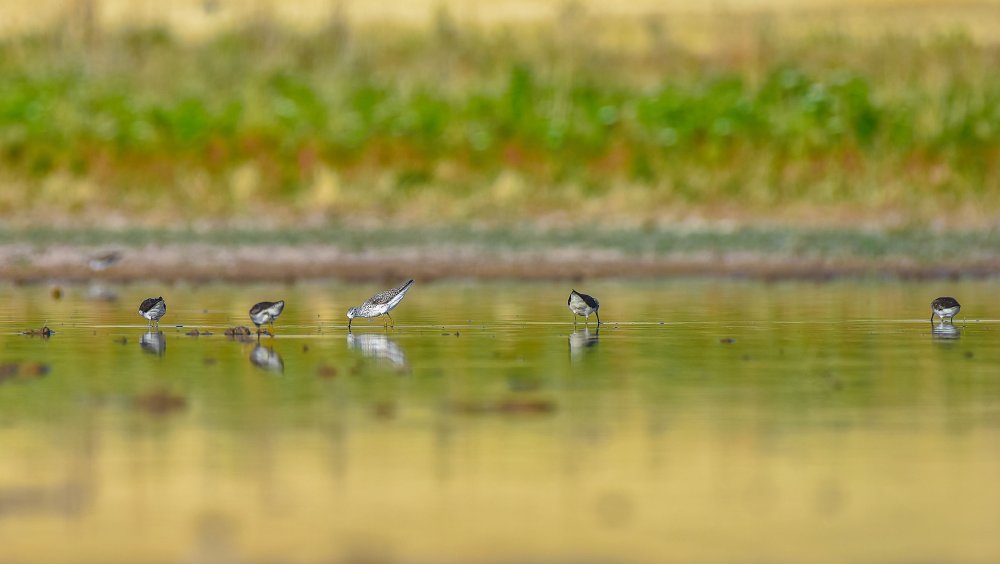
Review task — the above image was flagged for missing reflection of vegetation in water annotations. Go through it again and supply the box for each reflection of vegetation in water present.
[2,280,999,421]
[0,11,996,224]
[1,282,1000,559]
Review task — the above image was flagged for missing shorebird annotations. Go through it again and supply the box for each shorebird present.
[88,250,122,272]
[931,296,961,323]
[568,289,601,325]
[249,300,285,336]
[347,279,414,330]
[138,296,166,327]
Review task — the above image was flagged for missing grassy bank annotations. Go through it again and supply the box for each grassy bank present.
[5,225,1000,281]
[1,7,998,226]
[6,225,1000,261]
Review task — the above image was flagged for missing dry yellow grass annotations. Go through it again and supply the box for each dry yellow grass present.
[2,0,1000,42]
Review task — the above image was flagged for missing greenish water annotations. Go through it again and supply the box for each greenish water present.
[1,281,1000,562]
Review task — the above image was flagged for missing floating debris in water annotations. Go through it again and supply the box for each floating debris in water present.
[134,390,187,415]
[316,365,338,379]
[449,398,557,416]
[372,402,397,419]
[114,337,128,345]
[21,363,49,377]
[22,326,53,338]
[50,287,62,300]
[203,357,217,366]
[224,326,252,336]
[720,338,735,344]
[0,362,50,384]
[0,363,18,381]
[185,329,213,336]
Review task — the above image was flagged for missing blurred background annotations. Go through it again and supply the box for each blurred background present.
[3,4,1000,562]
[1,0,997,234]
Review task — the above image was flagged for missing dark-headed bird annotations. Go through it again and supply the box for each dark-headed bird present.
[249,300,285,336]
[931,296,960,323]
[568,289,601,326]
[138,296,166,327]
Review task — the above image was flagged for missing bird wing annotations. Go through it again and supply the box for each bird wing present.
[368,280,414,307]
[580,293,599,309]
[268,301,285,316]
[384,280,414,309]
[250,301,285,316]
[249,302,272,315]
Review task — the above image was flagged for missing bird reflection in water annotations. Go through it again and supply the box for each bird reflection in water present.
[569,327,599,359]
[85,283,118,302]
[347,333,408,368]
[931,322,960,341]
[140,331,166,356]
[249,344,284,373]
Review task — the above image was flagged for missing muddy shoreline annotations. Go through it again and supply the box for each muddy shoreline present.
[1,243,996,283]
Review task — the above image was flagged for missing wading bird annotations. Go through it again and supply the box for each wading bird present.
[568,289,601,326]
[931,296,960,323]
[138,296,166,327]
[249,300,285,336]
[347,280,414,330]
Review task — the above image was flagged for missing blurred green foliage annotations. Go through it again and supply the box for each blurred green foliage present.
[0,18,997,223]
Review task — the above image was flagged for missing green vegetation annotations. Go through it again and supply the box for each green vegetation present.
[0,11,998,226]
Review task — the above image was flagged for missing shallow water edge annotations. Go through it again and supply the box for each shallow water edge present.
[1,281,999,562]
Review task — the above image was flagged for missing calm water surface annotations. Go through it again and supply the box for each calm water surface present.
[1,280,999,562]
